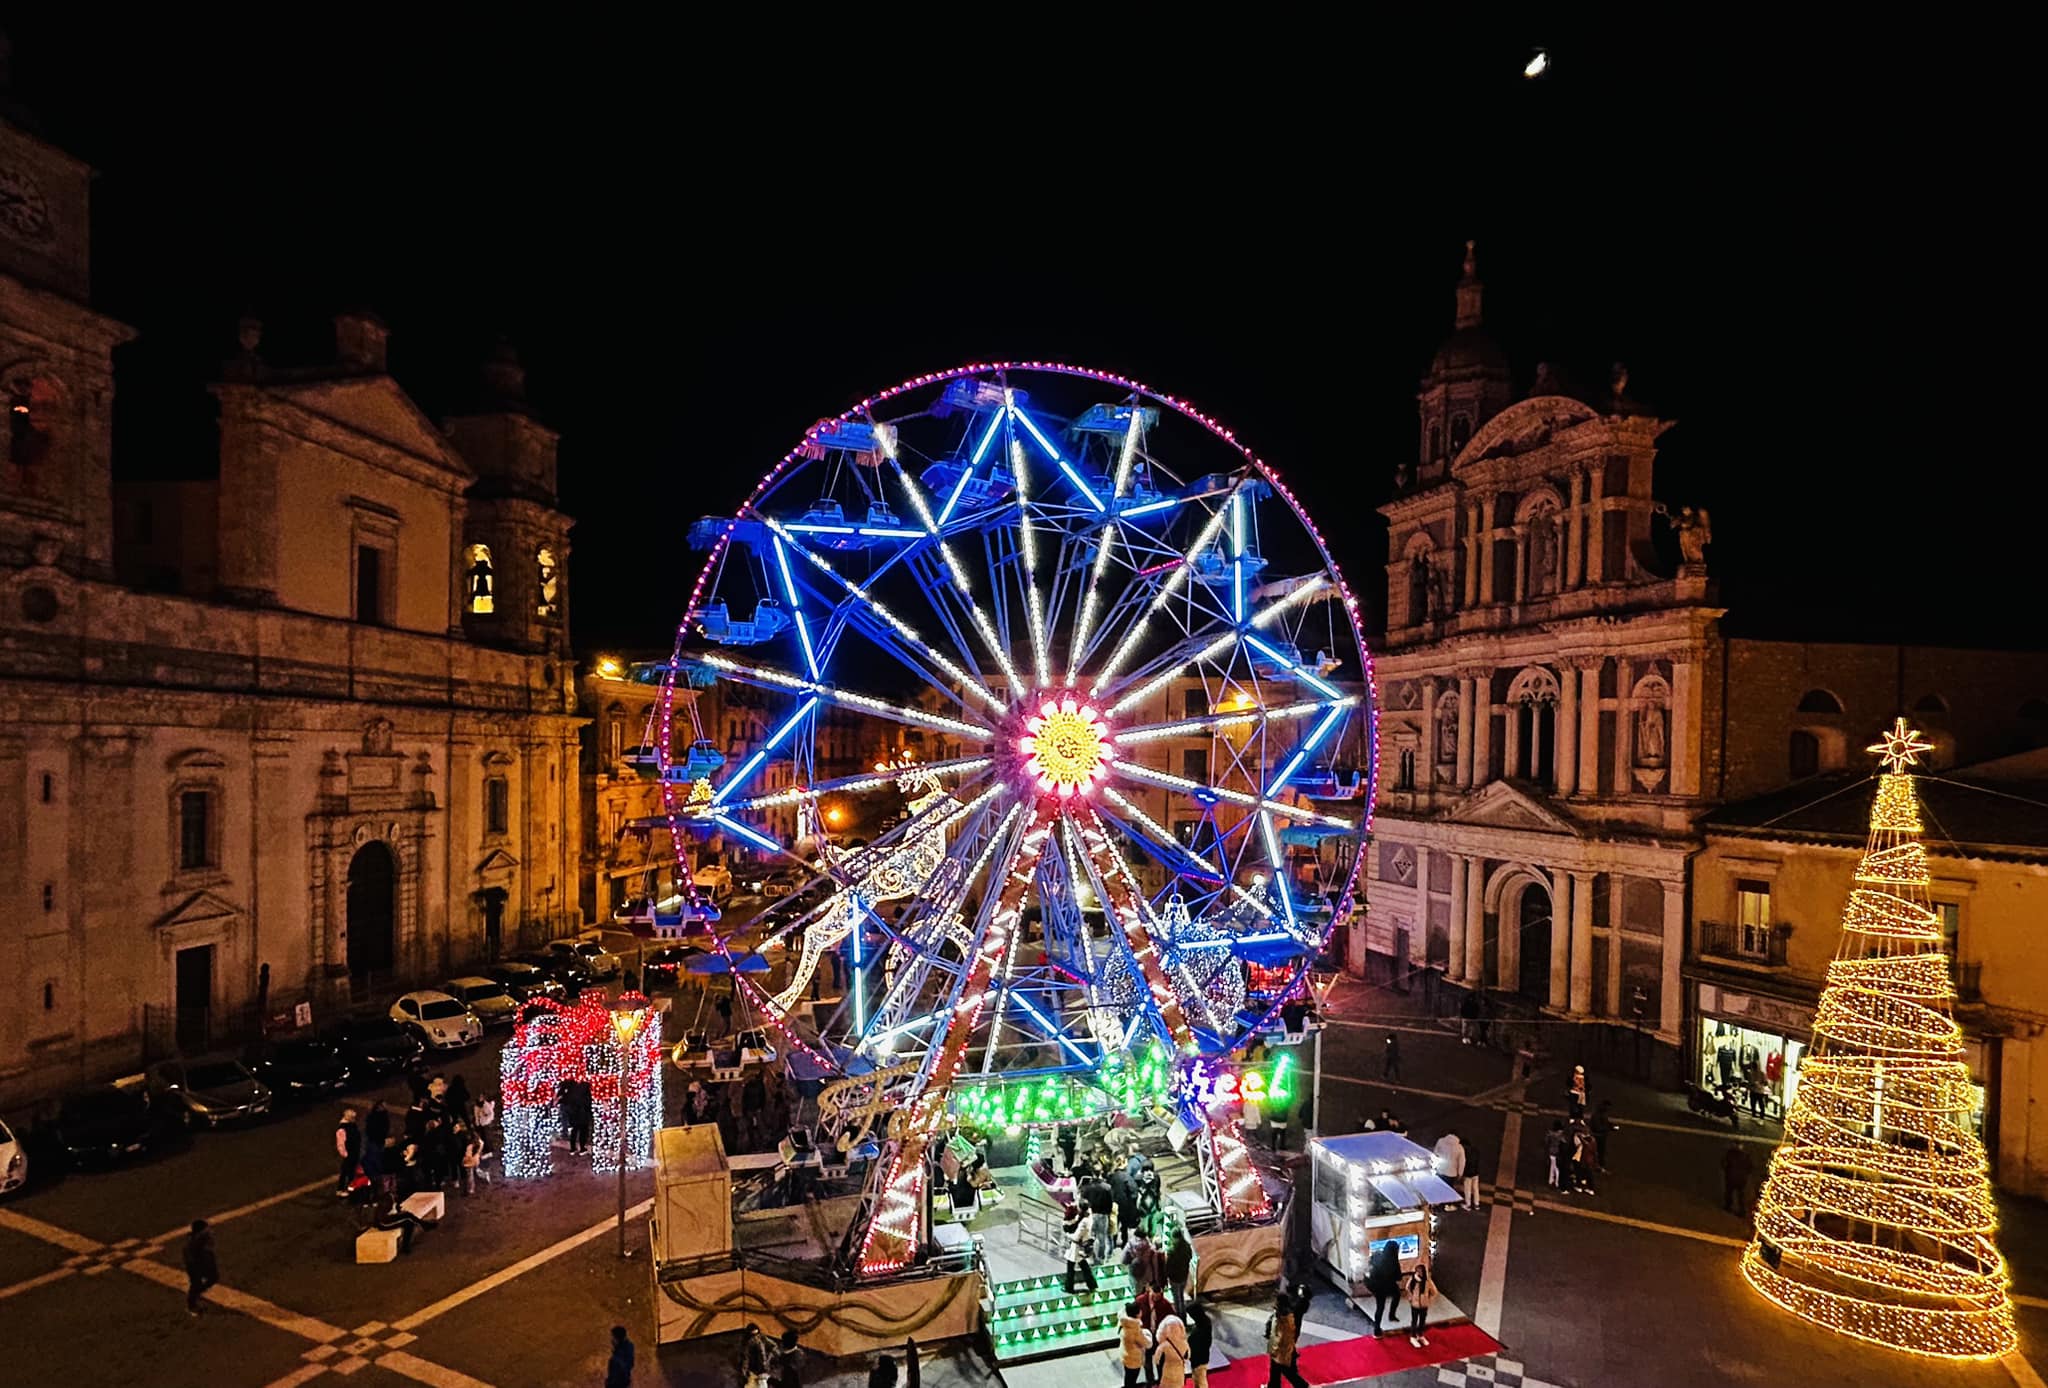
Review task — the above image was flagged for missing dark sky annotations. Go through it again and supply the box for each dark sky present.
[5,18,2025,652]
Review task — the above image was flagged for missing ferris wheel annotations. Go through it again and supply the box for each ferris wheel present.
[659,363,1375,1275]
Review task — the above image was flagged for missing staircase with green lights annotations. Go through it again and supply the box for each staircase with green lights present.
[985,1262,1135,1363]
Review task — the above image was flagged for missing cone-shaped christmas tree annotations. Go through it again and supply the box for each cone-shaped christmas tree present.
[1742,719,2016,1359]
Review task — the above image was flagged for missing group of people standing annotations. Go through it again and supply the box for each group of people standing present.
[1543,1069,1613,1196]
[1119,1291,1212,1388]
[682,1067,793,1156]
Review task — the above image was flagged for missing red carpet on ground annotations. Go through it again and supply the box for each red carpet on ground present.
[1204,1323,1503,1387]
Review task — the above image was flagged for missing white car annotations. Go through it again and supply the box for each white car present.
[442,976,519,1027]
[549,938,621,980]
[693,864,733,901]
[0,1118,24,1195]
[390,991,483,1049]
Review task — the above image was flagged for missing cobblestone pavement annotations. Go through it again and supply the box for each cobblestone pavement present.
[5,969,2046,1387]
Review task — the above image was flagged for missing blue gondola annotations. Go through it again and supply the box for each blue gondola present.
[936,378,1019,416]
[1073,402,1159,437]
[808,418,879,453]
[698,599,791,644]
[688,515,767,550]
[919,460,1016,512]
[1299,769,1367,801]
[1279,823,1355,848]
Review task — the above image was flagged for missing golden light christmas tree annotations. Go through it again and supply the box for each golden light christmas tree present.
[1741,719,2016,1359]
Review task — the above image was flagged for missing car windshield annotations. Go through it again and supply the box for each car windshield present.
[62,1089,142,1120]
[188,1063,249,1088]
[421,1000,468,1021]
[463,984,508,1002]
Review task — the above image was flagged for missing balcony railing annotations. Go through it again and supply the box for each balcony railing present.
[1699,920,1788,968]
[1955,960,1984,1002]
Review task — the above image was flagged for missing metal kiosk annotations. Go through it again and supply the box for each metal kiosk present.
[1306,1132,1462,1299]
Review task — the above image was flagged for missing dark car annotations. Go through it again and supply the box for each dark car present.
[485,961,565,1005]
[510,950,596,994]
[243,1038,351,1098]
[641,945,704,991]
[53,1084,165,1164]
[321,1015,424,1080]
[146,1056,272,1128]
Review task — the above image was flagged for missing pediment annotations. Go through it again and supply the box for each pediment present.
[278,378,471,476]
[1445,781,1580,836]
[153,890,243,930]
[475,848,521,875]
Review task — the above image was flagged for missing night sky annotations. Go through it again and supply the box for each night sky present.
[4,18,2022,653]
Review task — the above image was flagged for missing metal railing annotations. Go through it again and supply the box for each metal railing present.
[1699,920,1787,967]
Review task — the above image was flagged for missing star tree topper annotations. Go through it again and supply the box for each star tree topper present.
[1866,717,1935,774]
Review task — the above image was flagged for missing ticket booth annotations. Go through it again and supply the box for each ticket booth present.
[1306,1132,1461,1297]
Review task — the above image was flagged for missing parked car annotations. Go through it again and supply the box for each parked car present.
[390,991,483,1050]
[693,863,733,901]
[641,945,704,990]
[548,938,622,980]
[484,961,565,1006]
[146,1057,273,1129]
[442,976,519,1027]
[510,950,596,994]
[242,1038,351,1098]
[0,1117,27,1194]
[52,1084,168,1163]
[320,1015,424,1080]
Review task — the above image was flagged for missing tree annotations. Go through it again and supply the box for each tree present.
[1742,720,2015,1359]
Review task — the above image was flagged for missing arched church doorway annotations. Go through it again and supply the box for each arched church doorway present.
[1516,883,1553,1001]
[347,841,397,982]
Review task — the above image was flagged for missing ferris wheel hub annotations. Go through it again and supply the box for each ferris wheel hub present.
[1013,692,1115,799]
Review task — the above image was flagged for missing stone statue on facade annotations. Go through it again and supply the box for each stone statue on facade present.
[1675,506,1711,565]
[1637,703,1667,766]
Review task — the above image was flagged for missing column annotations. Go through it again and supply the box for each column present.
[1577,663,1602,796]
[1455,676,1475,788]
[1478,510,1496,605]
[1420,680,1438,794]
[1556,666,1579,796]
[1661,880,1685,1038]
[1463,502,1482,607]
[1548,871,1572,1010]
[1502,701,1521,782]
[1471,674,1492,785]
[1564,469,1584,588]
[1511,526,1528,604]
[1613,658,1634,792]
[1569,871,1596,1015]
[1447,852,1467,983]
[1585,483,1605,584]
[1464,856,1486,984]
[1671,656,1699,797]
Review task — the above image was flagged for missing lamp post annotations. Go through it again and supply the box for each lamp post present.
[611,1002,646,1257]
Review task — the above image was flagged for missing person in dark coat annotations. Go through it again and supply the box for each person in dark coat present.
[606,1325,636,1387]
[1723,1143,1756,1214]
[334,1107,362,1195]
[1124,1231,1162,1293]
[576,1079,597,1154]
[1110,1167,1141,1240]
[866,1354,898,1388]
[1262,1292,1307,1388]
[183,1219,217,1315]
[1057,1123,1079,1174]
[1082,1173,1116,1252]
[1184,1299,1213,1388]
[447,1075,472,1127]
[1364,1241,1401,1337]
[365,1100,391,1156]
[559,1081,583,1155]
[773,1329,802,1388]
[903,1338,920,1388]
[1164,1228,1194,1310]
[1382,1032,1402,1082]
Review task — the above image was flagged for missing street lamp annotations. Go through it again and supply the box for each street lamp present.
[611,1001,648,1257]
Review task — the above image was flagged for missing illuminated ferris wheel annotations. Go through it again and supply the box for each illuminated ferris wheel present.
[659,363,1375,1274]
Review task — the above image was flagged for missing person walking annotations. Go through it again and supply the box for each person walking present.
[1567,1065,1588,1118]
[606,1325,636,1388]
[1082,1172,1115,1254]
[1722,1142,1755,1215]
[334,1107,361,1196]
[1154,1314,1190,1388]
[182,1219,218,1316]
[1134,1282,1172,1383]
[1164,1226,1194,1312]
[1402,1261,1438,1348]
[773,1329,803,1388]
[1382,1033,1402,1082]
[1544,1120,1565,1189]
[1063,1208,1098,1293]
[574,1078,596,1155]
[1262,1292,1308,1388]
[459,1123,483,1196]
[1364,1240,1401,1338]
[1119,1303,1154,1388]
[1590,1100,1613,1173]
[1431,1130,1467,1210]
[1184,1299,1213,1388]
[1569,1118,1597,1194]
[739,1325,776,1388]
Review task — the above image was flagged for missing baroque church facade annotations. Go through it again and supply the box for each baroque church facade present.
[0,111,580,1104]
[1358,245,2048,1064]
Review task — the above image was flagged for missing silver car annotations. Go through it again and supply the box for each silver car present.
[147,1056,273,1128]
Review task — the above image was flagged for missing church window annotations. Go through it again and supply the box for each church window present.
[1397,748,1417,790]
[354,544,390,626]
[1795,689,1842,715]
[1735,879,1773,958]
[536,546,560,619]
[463,543,495,614]
[179,789,215,871]
[1449,415,1471,454]
[43,883,54,911]
[485,776,510,836]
